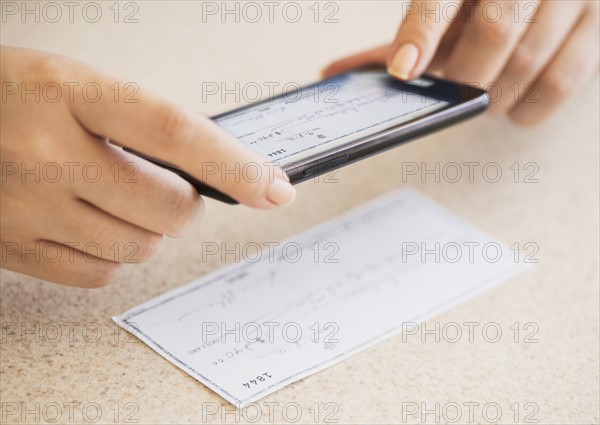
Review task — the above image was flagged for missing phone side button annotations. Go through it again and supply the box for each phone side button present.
[302,155,350,177]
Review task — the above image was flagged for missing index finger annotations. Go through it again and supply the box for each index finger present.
[388,0,464,80]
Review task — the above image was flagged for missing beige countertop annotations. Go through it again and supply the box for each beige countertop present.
[1,2,598,424]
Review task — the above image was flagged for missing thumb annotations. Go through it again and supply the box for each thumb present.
[66,61,296,210]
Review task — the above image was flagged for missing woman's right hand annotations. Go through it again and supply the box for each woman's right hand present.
[1,46,296,288]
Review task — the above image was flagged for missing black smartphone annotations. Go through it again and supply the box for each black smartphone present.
[130,69,489,204]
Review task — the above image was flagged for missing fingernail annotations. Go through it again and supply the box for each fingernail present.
[267,177,296,206]
[388,43,419,80]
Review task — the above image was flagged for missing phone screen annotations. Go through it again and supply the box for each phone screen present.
[213,71,450,166]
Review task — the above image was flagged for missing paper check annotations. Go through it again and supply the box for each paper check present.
[114,188,527,407]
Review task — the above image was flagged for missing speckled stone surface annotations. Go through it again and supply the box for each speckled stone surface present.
[1,2,598,424]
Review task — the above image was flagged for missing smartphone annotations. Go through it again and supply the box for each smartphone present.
[130,69,489,204]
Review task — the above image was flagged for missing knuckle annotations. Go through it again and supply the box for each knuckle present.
[87,262,122,288]
[506,45,535,78]
[165,186,204,236]
[540,71,571,100]
[136,233,163,263]
[471,18,513,48]
[35,55,69,85]
[154,104,195,142]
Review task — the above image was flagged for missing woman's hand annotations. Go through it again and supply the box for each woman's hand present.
[1,46,296,287]
[323,0,599,126]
